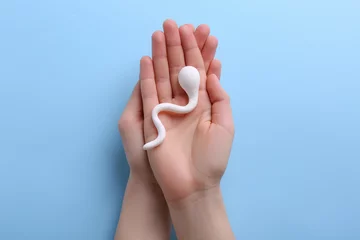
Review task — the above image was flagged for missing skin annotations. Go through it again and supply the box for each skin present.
[114,19,223,240]
[140,20,236,240]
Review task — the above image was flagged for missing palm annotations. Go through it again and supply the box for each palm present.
[147,88,232,201]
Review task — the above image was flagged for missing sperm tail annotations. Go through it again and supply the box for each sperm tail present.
[142,105,166,150]
[142,97,198,150]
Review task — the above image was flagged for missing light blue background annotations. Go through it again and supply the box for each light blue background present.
[0,0,359,239]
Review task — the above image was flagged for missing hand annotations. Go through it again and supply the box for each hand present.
[140,20,234,202]
[119,19,221,185]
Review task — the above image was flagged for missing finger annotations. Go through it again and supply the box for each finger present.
[163,19,186,97]
[206,74,234,133]
[202,35,218,72]
[152,31,171,103]
[207,59,222,80]
[185,24,195,32]
[179,25,206,90]
[194,24,210,50]
[140,56,158,120]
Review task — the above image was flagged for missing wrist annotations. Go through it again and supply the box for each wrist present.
[167,185,223,211]
[167,186,235,240]
[127,171,163,197]
[116,171,170,240]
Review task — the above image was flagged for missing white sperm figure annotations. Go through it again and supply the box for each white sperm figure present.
[143,66,200,150]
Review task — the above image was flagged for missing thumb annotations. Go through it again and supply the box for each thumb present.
[206,74,234,134]
[118,81,143,133]
[124,81,142,117]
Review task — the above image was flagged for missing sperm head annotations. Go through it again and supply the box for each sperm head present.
[178,66,200,98]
